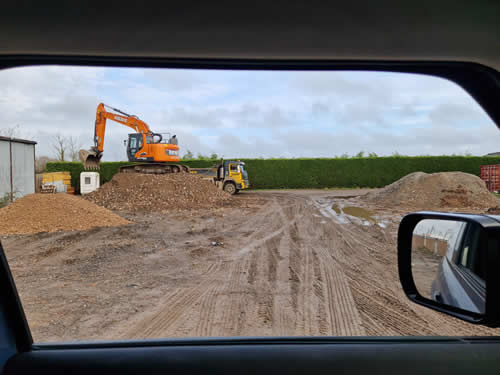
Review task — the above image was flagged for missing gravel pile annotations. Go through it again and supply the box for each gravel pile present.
[365,171,500,210]
[84,173,234,212]
[0,194,130,235]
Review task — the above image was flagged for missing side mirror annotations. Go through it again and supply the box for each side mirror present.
[398,211,500,327]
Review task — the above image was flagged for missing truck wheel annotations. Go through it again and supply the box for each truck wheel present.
[224,182,237,195]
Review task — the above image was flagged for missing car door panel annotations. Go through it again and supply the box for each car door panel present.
[5,339,500,375]
[0,39,500,373]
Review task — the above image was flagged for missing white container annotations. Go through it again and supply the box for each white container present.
[80,172,100,195]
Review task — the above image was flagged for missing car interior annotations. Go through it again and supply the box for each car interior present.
[1,1,500,374]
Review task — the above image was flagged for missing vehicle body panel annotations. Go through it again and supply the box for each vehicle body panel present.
[431,222,486,313]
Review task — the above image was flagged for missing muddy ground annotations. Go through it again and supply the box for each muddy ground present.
[2,189,497,342]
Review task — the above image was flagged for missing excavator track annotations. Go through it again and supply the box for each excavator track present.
[119,163,190,174]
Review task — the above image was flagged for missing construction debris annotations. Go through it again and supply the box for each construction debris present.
[42,171,74,194]
[40,184,57,194]
[0,194,130,235]
[365,171,500,210]
[84,173,234,212]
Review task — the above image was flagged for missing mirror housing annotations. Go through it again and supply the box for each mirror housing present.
[398,211,500,327]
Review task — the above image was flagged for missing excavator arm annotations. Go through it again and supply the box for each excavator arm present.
[93,103,152,152]
[80,103,153,169]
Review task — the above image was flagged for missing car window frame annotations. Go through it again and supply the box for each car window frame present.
[452,222,486,282]
[0,58,499,353]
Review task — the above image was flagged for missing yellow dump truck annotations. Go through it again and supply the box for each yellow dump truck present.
[189,160,249,194]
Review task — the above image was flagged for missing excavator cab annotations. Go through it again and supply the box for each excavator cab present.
[126,133,144,162]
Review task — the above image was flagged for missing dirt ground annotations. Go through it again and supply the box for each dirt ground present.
[2,189,498,342]
[412,246,442,300]
[0,194,130,235]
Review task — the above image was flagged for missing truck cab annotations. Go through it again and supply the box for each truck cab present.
[190,160,249,194]
[218,161,249,193]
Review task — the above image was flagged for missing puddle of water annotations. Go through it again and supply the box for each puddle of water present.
[331,204,341,215]
[314,201,348,224]
[319,198,390,227]
[329,203,386,226]
[342,206,376,223]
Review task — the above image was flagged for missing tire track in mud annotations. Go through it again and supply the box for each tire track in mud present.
[236,197,289,256]
[349,280,436,336]
[127,196,297,339]
[323,217,436,336]
[309,194,497,336]
[193,284,221,337]
[244,198,293,335]
[269,194,365,336]
[122,197,288,339]
[13,190,500,342]
[120,191,496,339]
[273,202,295,335]
[120,261,227,339]
[236,216,298,257]
[217,254,251,335]
[287,194,366,336]
[311,249,328,335]
[124,280,217,338]
[288,223,303,328]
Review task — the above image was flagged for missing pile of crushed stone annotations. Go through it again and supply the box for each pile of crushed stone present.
[84,173,234,212]
[0,194,131,235]
[365,172,500,210]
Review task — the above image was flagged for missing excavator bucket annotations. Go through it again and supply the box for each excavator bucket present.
[79,149,102,170]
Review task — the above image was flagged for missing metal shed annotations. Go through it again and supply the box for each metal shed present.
[0,136,36,202]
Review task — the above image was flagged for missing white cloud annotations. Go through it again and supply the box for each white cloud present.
[0,66,498,161]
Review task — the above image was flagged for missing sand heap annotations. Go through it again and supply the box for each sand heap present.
[0,194,130,236]
[84,173,234,212]
[365,172,500,211]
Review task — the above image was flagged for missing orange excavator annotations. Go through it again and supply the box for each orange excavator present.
[79,103,189,173]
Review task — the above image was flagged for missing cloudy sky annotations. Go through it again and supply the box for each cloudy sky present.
[0,65,498,161]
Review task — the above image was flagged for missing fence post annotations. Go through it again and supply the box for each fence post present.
[9,139,13,203]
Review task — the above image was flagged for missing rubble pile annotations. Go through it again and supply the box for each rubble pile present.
[0,194,130,235]
[84,173,235,212]
[365,172,500,210]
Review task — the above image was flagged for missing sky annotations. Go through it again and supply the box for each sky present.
[414,219,464,241]
[0,66,499,161]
